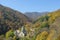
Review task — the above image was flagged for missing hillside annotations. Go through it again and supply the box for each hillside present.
[34,9,60,23]
[0,4,31,35]
[0,4,60,40]
[34,9,60,40]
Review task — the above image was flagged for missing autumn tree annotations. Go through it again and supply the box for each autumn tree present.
[36,31,48,40]
[46,30,56,40]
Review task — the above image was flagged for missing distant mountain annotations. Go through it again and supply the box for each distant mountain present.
[24,12,48,20]
[0,4,31,35]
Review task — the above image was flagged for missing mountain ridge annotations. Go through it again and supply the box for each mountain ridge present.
[24,12,48,21]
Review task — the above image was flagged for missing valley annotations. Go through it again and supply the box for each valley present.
[0,4,60,40]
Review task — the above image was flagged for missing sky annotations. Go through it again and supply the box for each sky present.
[0,0,60,13]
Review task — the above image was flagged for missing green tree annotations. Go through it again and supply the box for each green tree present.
[6,29,14,39]
[41,21,49,28]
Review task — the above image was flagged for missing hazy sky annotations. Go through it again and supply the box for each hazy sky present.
[0,0,60,13]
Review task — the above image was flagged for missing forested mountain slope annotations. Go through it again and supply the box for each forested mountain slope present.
[0,4,31,35]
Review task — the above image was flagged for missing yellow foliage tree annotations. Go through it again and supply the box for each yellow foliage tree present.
[56,35,60,40]
[36,31,48,40]
[33,22,40,28]
[13,36,16,40]
[46,30,55,40]
[48,10,60,24]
